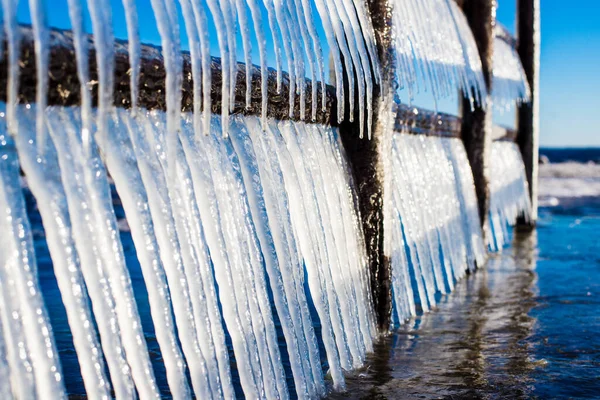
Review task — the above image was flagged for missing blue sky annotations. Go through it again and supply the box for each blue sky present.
[15,0,600,147]
[497,0,600,147]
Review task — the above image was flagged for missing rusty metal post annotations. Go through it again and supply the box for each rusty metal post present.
[338,0,394,330]
[516,0,540,228]
[459,0,496,240]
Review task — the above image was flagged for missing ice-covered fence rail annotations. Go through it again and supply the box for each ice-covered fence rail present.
[0,26,337,125]
[492,24,531,111]
[392,103,462,138]
[487,139,532,252]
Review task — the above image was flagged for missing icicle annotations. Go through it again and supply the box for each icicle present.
[28,0,49,153]
[298,0,326,114]
[492,37,531,111]
[245,0,269,125]
[122,0,141,111]
[0,272,36,399]
[312,0,349,123]
[259,0,282,93]
[87,0,115,153]
[234,0,253,109]
[178,0,203,137]
[66,0,93,145]
[204,0,232,136]
[147,0,182,183]
[285,0,307,120]
[269,0,297,118]
[0,122,66,399]
[288,0,315,120]
[333,0,374,138]
[220,0,237,113]
[11,105,111,400]
[189,0,212,135]
[2,0,20,135]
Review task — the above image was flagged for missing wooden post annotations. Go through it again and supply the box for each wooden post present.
[338,0,394,330]
[516,0,540,228]
[458,0,496,239]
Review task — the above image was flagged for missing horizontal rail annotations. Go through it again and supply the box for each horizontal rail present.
[393,103,462,138]
[0,26,337,125]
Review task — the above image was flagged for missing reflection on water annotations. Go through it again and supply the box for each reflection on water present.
[331,213,600,399]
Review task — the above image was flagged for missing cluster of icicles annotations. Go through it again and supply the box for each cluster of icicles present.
[1,0,381,146]
[391,0,487,108]
[0,104,375,399]
[492,37,532,111]
[386,132,487,324]
[486,141,532,252]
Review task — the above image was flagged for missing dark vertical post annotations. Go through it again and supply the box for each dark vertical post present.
[459,0,496,237]
[338,0,394,330]
[516,0,540,228]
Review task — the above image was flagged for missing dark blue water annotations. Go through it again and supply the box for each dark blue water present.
[27,148,600,398]
[540,147,600,164]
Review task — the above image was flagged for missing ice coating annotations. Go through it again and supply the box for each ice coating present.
[0,113,66,399]
[492,37,531,111]
[65,0,93,148]
[86,0,115,153]
[46,107,160,399]
[28,0,49,152]
[391,0,487,107]
[11,105,111,399]
[387,133,486,326]
[487,141,532,251]
[122,0,141,111]
[1,104,376,397]
[2,0,20,135]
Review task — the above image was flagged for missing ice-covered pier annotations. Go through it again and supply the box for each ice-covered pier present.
[0,0,539,397]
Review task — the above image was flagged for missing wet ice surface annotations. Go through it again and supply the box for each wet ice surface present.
[329,208,600,399]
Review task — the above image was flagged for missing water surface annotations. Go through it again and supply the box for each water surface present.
[330,209,600,399]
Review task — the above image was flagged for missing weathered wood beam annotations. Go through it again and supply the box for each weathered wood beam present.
[516,0,540,228]
[459,0,495,239]
[0,26,336,125]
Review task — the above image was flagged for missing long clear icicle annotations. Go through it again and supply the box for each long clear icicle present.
[28,0,49,153]
[245,0,269,124]
[66,0,93,145]
[189,0,213,135]
[178,0,204,137]
[204,0,232,136]
[86,0,115,152]
[2,0,20,135]
[121,0,141,111]
[147,0,182,180]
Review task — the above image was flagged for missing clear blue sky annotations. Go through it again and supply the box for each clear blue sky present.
[497,0,600,147]
[15,0,600,147]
